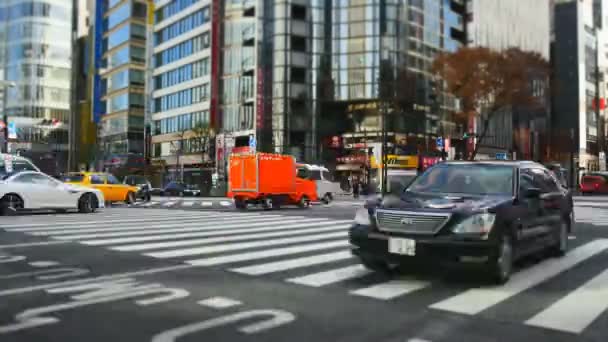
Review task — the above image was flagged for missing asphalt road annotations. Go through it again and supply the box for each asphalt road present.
[1,198,608,342]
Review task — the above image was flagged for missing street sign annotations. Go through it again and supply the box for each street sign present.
[4,154,13,173]
[495,152,508,160]
[436,137,443,149]
[249,134,256,153]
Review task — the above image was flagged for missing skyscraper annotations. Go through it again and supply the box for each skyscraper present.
[92,0,148,172]
[0,0,74,174]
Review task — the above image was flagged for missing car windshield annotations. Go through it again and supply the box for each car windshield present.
[0,158,38,180]
[61,174,85,182]
[407,163,514,196]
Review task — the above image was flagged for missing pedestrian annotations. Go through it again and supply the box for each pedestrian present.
[353,179,360,199]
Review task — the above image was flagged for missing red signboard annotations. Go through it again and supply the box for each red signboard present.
[330,136,342,148]
[232,146,252,154]
[467,115,476,158]
[210,0,220,127]
[420,156,440,171]
[337,155,367,164]
[256,66,264,129]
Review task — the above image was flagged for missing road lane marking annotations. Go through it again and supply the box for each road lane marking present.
[162,201,177,207]
[286,264,372,287]
[109,223,348,252]
[51,218,326,240]
[0,264,195,297]
[350,279,430,300]
[145,231,348,259]
[144,202,159,207]
[220,201,233,207]
[197,297,242,309]
[429,239,608,315]
[181,202,195,207]
[3,215,221,230]
[79,220,340,246]
[230,250,352,275]
[0,241,70,248]
[525,268,608,333]
[187,240,350,266]
[30,215,287,237]
[28,261,60,267]
[201,202,213,207]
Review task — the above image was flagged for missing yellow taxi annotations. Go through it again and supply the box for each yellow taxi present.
[61,172,139,204]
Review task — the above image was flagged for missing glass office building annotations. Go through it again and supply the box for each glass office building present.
[151,0,213,185]
[0,0,73,174]
[93,0,147,169]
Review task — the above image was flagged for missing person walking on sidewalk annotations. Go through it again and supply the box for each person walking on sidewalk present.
[353,179,360,199]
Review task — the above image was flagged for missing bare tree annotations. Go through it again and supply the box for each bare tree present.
[433,47,549,160]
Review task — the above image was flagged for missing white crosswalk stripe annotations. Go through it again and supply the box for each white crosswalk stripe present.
[573,206,608,226]
[3,208,608,335]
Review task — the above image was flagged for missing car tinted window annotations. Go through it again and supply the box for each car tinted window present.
[519,169,535,193]
[0,159,38,179]
[12,173,36,183]
[61,174,84,182]
[90,175,106,184]
[407,164,514,195]
[322,170,333,181]
[107,175,120,184]
[309,170,322,180]
[31,174,57,187]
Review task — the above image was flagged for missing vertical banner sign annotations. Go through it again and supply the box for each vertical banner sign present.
[256,67,264,129]
[92,0,107,123]
[7,122,17,139]
[467,114,476,158]
[210,0,220,128]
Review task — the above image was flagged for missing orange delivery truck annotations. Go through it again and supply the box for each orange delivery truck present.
[228,153,318,210]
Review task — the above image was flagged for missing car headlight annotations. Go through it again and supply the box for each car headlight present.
[452,213,496,236]
[354,207,372,225]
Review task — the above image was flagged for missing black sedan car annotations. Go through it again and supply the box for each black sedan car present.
[349,161,574,284]
[161,181,201,197]
[123,175,152,202]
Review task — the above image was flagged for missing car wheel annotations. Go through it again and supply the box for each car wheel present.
[359,255,393,274]
[549,219,569,257]
[235,198,247,210]
[78,193,95,214]
[321,194,331,204]
[298,196,311,208]
[178,191,184,197]
[125,192,136,205]
[262,197,273,210]
[487,235,513,284]
[0,194,24,216]
[144,193,152,202]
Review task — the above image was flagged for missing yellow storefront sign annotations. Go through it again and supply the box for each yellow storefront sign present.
[370,155,418,169]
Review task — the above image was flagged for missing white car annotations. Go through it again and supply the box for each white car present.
[0,171,105,215]
[297,164,342,203]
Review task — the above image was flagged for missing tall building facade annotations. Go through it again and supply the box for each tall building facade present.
[320,0,464,180]
[553,0,607,174]
[455,0,552,161]
[150,0,213,185]
[0,0,74,174]
[92,0,148,172]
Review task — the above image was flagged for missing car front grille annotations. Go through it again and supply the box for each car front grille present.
[375,210,450,235]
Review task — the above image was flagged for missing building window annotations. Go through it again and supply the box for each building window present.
[291,67,307,83]
[154,58,209,90]
[292,4,306,20]
[153,110,210,135]
[108,1,131,29]
[154,32,210,67]
[155,0,200,24]
[155,7,210,45]
[154,84,210,112]
[291,36,306,52]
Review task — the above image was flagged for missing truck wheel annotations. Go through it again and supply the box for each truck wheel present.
[298,196,311,208]
[235,198,247,210]
[262,197,273,210]
[322,193,331,204]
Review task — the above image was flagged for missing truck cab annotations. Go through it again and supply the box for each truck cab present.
[296,164,342,203]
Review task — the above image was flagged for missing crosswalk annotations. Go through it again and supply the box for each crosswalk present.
[2,208,608,335]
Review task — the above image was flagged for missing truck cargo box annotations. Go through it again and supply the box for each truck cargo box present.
[229,153,297,198]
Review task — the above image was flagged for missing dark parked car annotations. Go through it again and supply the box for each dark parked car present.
[350,161,574,284]
[123,175,152,202]
[161,181,201,197]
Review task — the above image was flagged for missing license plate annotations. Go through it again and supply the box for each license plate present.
[388,237,416,256]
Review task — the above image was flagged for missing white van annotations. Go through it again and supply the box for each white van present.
[297,164,342,203]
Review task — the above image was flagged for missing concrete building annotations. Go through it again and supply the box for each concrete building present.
[150,0,213,185]
[92,0,148,173]
[553,0,608,175]
[0,0,74,174]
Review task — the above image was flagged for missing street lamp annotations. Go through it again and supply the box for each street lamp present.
[0,80,17,153]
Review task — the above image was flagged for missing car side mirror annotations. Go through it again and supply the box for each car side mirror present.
[524,187,542,199]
